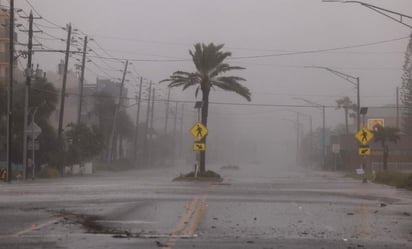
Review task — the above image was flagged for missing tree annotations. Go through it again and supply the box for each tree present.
[93,91,135,161]
[372,124,400,170]
[161,43,251,173]
[336,96,357,134]
[401,32,412,135]
[0,75,60,166]
[64,123,104,165]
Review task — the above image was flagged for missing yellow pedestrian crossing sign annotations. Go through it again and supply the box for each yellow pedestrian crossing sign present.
[358,146,371,156]
[193,142,206,151]
[190,122,208,141]
[355,128,374,145]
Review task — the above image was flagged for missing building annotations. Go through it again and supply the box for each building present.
[364,105,399,130]
[0,6,11,83]
[96,78,128,102]
[80,83,98,126]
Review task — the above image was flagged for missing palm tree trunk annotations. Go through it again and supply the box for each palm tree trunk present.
[200,88,210,174]
[383,143,388,170]
[344,109,349,134]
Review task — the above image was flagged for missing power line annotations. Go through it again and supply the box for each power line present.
[89,49,122,71]
[24,0,64,29]
[85,36,409,63]
[1,83,405,110]
[229,36,409,60]
[88,54,189,62]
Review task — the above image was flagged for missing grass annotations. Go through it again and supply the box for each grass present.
[373,170,412,191]
[174,170,223,182]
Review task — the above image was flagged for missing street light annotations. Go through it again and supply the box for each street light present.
[293,97,326,168]
[322,0,412,29]
[280,109,313,165]
[282,117,303,166]
[305,66,360,131]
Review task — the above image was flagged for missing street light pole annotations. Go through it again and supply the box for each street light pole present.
[282,118,302,166]
[306,66,360,131]
[323,0,412,29]
[293,98,327,168]
[6,0,14,183]
[281,109,312,167]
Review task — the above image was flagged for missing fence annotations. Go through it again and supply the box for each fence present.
[371,161,412,172]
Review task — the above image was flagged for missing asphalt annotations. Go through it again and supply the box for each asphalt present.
[0,163,411,249]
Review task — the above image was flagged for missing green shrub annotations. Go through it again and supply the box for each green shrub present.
[37,167,60,178]
[374,170,412,190]
[182,170,222,178]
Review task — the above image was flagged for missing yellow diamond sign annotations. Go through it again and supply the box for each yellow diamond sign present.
[355,128,374,145]
[190,122,208,141]
[193,142,206,151]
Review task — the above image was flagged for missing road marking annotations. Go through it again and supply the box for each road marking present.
[13,216,62,237]
[183,195,207,236]
[293,202,336,232]
[97,220,157,224]
[354,205,371,239]
[161,194,208,249]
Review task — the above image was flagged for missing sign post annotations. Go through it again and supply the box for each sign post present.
[190,122,208,141]
[190,121,208,177]
[25,121,41,179]
[332,144,340,170]
[355,127,374,183]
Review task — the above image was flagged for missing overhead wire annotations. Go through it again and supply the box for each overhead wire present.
[24,0,65,29]
[229,36,409,60]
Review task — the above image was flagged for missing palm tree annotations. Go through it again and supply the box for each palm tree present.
[336,96,357,134]
[161,43,251,173]
[372,124,400,170]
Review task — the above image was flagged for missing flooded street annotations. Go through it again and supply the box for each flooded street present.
[0,164,411,249]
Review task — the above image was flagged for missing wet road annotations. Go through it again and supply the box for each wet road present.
[0,163,411,249]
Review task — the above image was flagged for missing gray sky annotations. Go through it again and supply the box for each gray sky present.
[11,0,412,164]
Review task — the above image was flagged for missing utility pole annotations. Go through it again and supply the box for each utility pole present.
[22,11,34,180]
[396,87,400,129]
[148,88,155,165]
[77,36,88,124]
[108,60,128,161]
[356,77,360,131]
[57,24,72,139]
[143,81,152,163]
[322,105,326,168]
[6,0,14,182]
[296,112,300,165]
[164,88,171,135]
[133,77,143,164]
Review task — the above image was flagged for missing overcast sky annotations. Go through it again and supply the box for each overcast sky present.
[9,0,412,164]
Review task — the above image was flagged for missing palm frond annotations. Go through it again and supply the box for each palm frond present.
[212,76,251,101]
[160,71,201,90]
[209,63,245,78]
[163,42,251,102]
